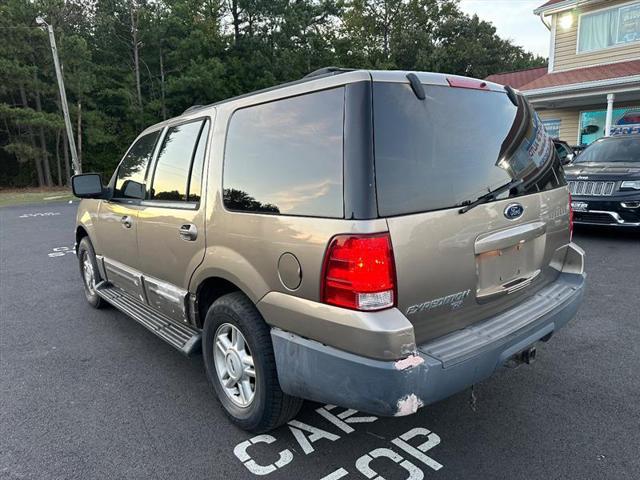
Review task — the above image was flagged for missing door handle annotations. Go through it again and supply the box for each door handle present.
[179,224,198,241]
[121,215,132,229]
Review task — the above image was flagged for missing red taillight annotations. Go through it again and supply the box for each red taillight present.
[446,77,489,90]
[569,193,574,241]
[321,233,397,311]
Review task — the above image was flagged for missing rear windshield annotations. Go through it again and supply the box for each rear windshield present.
[373,83,564,216]
[574,136,640,163]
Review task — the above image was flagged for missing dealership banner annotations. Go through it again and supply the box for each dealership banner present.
[580,107,640,143]
[617,3,640,44]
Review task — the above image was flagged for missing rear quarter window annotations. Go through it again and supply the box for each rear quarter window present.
[223,87,345,218]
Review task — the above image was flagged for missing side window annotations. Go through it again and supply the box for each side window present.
[150,120,204,201]
[187,119,210,202]
[114,131,160,199]
[223,87,344,218]
[555,144,570,162]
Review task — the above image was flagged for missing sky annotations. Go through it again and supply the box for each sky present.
[458,0,551,58]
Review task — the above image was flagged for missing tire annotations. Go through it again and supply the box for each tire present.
[202,291,303,432]
[77,237,106,309]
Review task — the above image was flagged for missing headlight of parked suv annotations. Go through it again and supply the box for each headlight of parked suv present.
[620,180,640,190]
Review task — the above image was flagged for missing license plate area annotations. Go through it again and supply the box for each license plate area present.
[475,236,545,302]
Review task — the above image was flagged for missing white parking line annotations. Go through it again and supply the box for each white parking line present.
[48,246,75,257]
[19,212,61,218]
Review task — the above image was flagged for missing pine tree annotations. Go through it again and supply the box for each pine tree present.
[0,0,546,187]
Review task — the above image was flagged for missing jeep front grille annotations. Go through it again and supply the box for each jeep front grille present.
[568,180,615,196]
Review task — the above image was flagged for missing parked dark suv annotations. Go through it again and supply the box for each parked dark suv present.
[71,68,585,432]
[565,135,640,228]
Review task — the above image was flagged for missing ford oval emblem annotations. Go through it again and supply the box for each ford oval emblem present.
[504,203,525,220]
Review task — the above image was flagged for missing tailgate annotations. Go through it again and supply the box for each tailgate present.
[387,188,571,343]
[371,77,572,343]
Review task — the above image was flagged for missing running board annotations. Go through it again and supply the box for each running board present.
[96,283,201,356]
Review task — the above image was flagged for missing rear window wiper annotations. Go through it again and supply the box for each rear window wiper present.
[458,178,524,214]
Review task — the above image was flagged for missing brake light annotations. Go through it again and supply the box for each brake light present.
[569,193,574,241]
[321,233,397,311]
[447,77,489,90]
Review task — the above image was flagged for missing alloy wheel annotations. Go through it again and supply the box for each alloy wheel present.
[213,323,256,407]
[82,251,96,295]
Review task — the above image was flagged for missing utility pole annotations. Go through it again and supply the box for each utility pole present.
[35,17,81,174]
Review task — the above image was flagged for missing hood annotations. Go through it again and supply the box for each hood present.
[565,162,640,179]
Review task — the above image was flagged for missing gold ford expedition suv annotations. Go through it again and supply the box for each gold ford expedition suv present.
[72,68,586,432]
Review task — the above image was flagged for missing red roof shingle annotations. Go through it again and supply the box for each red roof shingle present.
[536,0,566,10]
[485,66,548,89]
[535,1,612,14]
[519,60,640,91]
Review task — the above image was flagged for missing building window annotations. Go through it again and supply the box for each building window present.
[579,107,640,144]
[542,119,561,139]
[578,1,640,52]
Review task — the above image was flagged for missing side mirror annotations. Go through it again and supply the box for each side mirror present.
[562,153,574,165]
[71,173,106,199]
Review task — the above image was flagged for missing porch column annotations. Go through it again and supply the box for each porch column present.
[604,93,615,137]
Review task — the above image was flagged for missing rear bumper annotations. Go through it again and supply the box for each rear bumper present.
[272,249,586,417]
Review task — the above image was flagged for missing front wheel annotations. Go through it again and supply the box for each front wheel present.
[77,237,106,309]
[202,292,303,432]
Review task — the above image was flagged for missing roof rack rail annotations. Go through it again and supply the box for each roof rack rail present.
[304,67,355,79]
[183,105,204,114]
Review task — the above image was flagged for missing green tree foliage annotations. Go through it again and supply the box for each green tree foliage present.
[0,0,546,187]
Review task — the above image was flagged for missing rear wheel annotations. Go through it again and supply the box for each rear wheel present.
[202,291,303,432]
[77,237,106,309]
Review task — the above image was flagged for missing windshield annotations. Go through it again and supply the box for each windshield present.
[372,83,564,216]
[574,136,640,164]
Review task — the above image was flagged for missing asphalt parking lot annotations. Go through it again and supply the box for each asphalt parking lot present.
[1,201,639,480]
